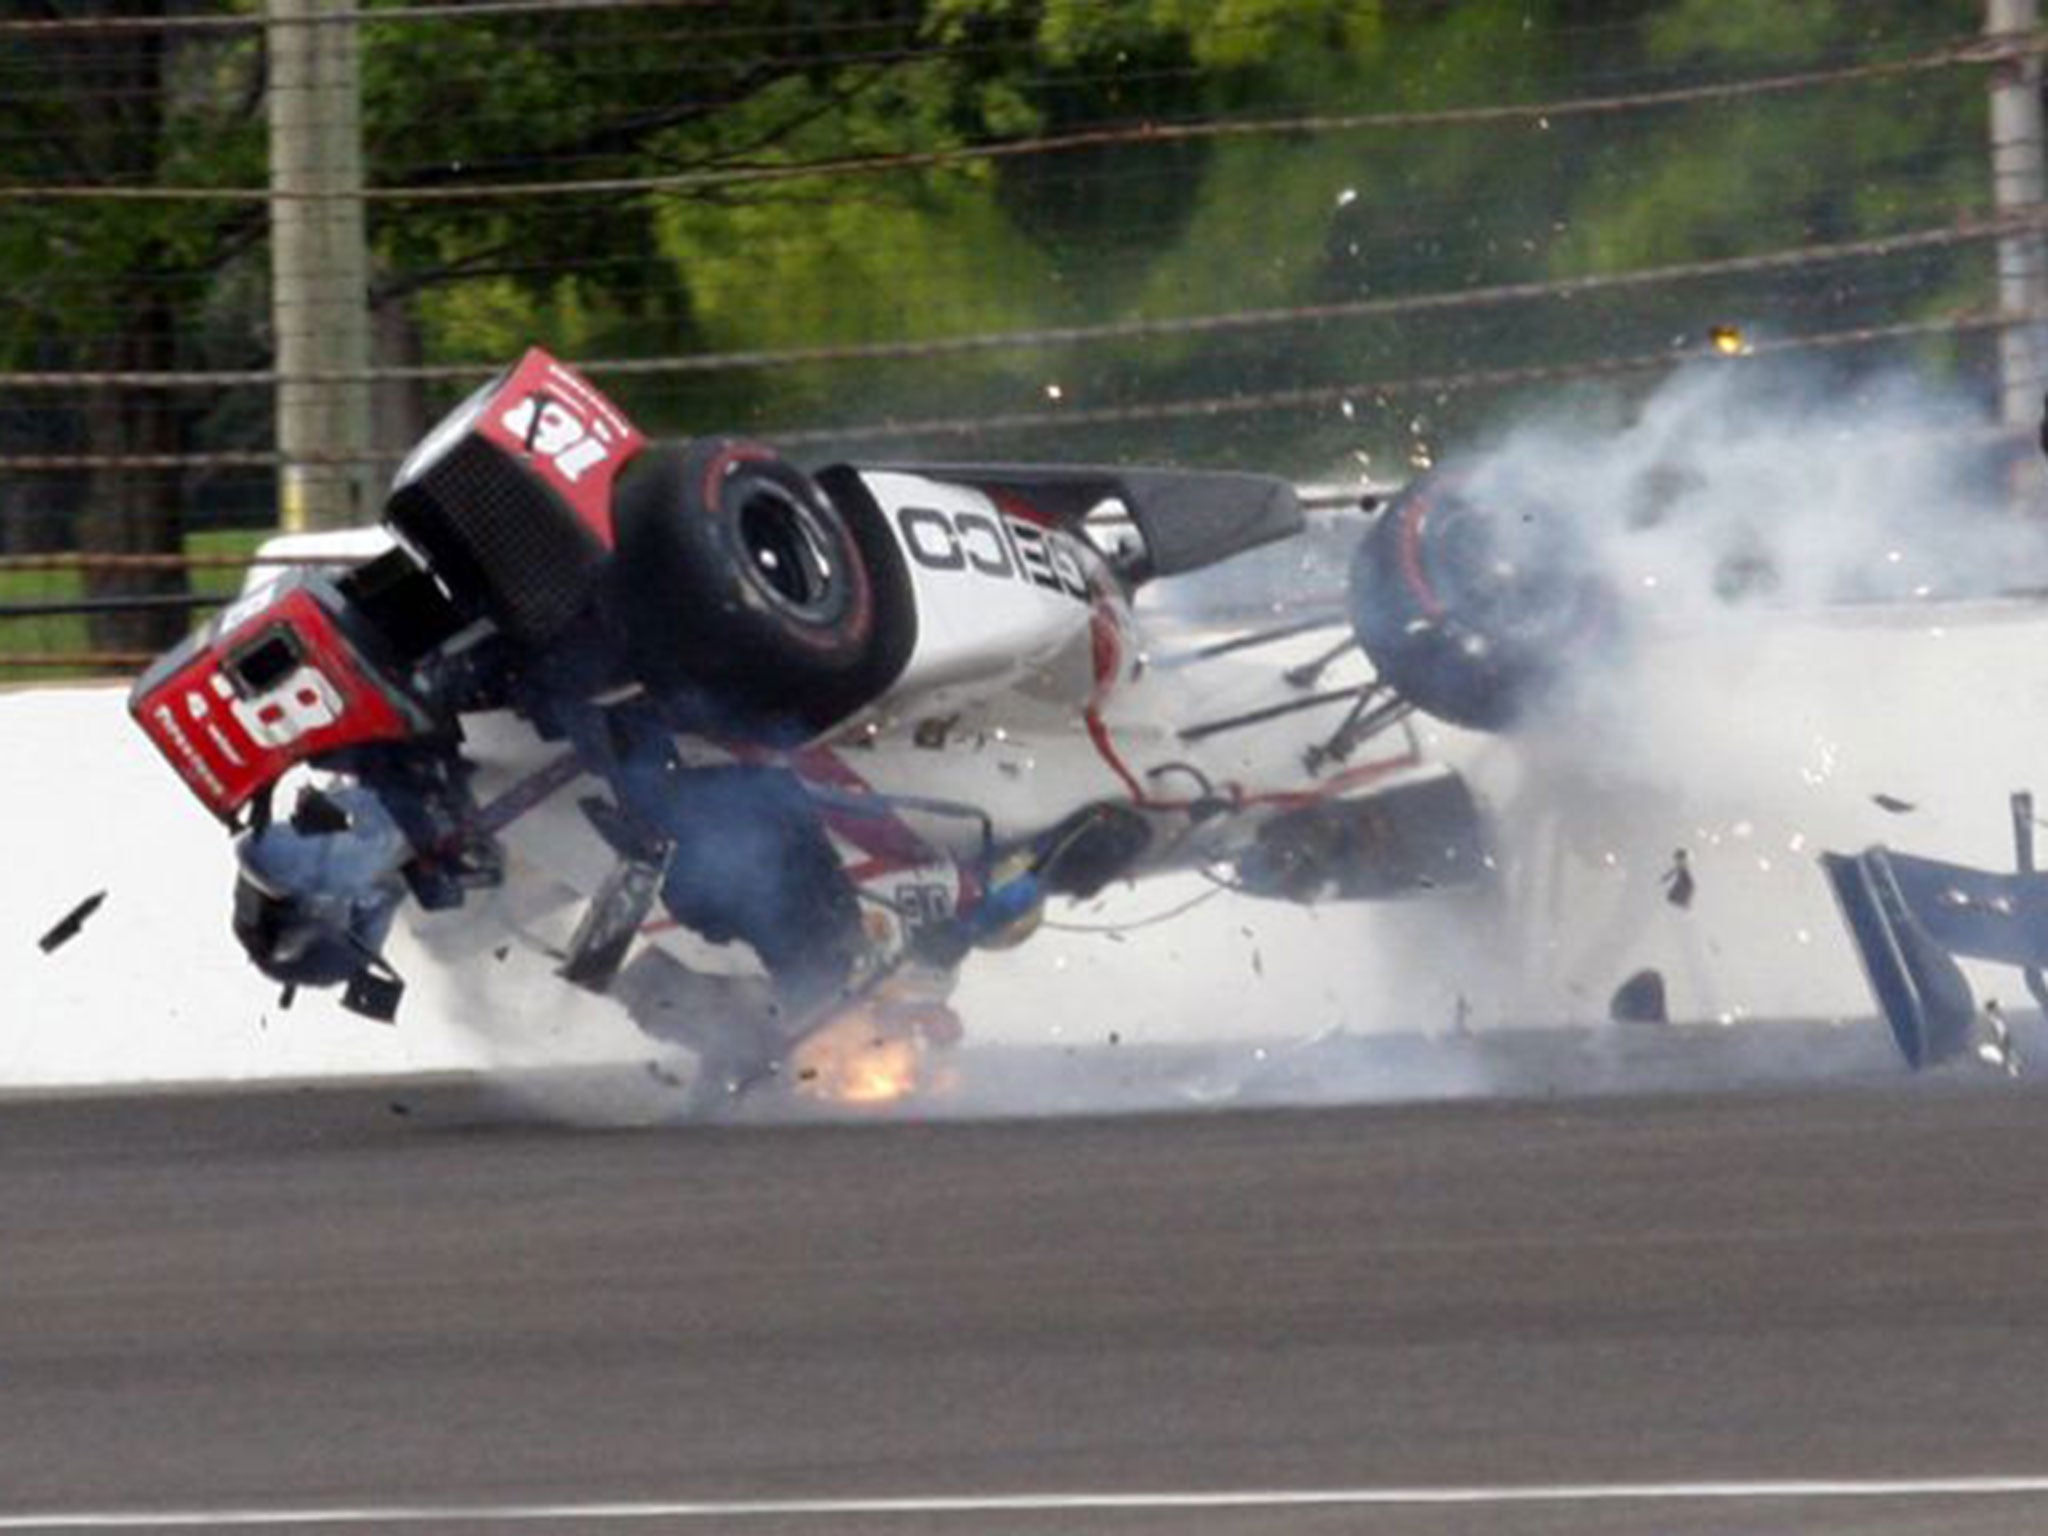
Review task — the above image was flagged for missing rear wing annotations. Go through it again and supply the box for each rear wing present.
[875,462,1303,580]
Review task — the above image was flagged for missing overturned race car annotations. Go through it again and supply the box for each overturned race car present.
[131,349,1598,1104]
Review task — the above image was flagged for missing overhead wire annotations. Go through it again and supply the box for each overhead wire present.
[2,210,2035,394]
[4,306,2041,474]
[1,28,2037,204]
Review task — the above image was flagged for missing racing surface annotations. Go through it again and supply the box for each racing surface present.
[2,1075,2047,1533]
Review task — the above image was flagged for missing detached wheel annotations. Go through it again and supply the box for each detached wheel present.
[611,439,883,726]
[1349,472,1612,731]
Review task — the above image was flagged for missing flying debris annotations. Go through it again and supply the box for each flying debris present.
[1609,968,1669,1025]
[1708,323,1751,357]
[1872,793,1918,815]
[341,963,405,1025]
[1661,848,1695,909]
[37,890,105,954]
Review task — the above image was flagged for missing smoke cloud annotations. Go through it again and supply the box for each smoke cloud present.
[1457,360,2046,625]
[1384,359,2048,1042]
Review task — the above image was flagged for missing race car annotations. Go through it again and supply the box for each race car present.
[129,349,1599,1101]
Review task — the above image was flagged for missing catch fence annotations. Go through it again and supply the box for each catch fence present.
[3,0,2044,674]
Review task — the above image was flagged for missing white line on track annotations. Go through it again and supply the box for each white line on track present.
[9,1479,2048,1529]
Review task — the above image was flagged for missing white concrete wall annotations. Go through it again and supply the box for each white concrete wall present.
[7,598,2046,1089]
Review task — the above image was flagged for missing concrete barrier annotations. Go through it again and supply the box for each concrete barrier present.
[6,597,2045,1091]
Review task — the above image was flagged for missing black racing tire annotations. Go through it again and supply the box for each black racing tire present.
[610,440,887,726]
[1349,472,1612,731]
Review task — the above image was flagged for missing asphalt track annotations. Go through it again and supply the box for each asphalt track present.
[2,1077,2047,1533]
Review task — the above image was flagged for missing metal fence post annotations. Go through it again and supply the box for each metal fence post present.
[1989,0,2048,435]
[268,0,374,532]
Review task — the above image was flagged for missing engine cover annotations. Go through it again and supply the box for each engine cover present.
[386,349,645,644]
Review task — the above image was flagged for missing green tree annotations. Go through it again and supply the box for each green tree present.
[1552,1,1988,378]
[1,0,2014,663]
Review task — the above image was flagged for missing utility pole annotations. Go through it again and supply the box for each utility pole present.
[1989,0,2048,436]
[267,0,374,531]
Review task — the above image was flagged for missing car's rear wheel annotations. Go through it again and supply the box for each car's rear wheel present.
[609,440,907,731]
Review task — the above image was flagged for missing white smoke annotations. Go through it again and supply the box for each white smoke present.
[1455,361,2046,627]
[1389,360,2048,1041]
